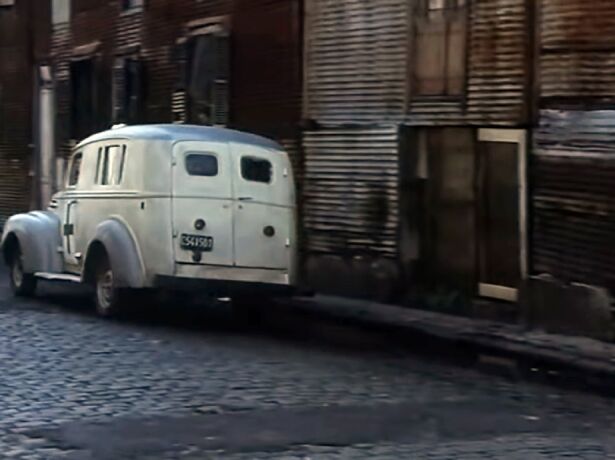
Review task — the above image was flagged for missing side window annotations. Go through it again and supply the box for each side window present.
[185,153,218,177]
[67,152,83,187]
[97,145,127,185]
[241,157,272,184]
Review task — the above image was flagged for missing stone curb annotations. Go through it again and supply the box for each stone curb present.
[283,295,615,394]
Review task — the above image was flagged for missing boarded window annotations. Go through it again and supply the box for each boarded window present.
[185,153,218,177]
[413,0,467,97]
[98,145,127,186]
[184,24,230,126]
[112,57,143,124]
[241,157,272,184]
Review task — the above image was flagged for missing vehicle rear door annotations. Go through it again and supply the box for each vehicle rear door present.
[231,143,295,270]
[172,141,233,266]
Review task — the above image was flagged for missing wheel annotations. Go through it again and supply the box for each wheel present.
[8,245,37,297]
[94,254,125,318]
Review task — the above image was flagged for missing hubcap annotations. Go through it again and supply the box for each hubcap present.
[97,269,114,311]
[11,257,24,288]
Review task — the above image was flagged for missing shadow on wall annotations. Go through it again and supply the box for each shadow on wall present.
[303,182,400,303]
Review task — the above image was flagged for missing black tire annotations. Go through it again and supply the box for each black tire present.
[8,245,37,297]
[94,253,125,318]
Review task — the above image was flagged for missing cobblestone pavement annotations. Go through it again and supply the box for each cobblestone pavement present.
[1,268,615,459]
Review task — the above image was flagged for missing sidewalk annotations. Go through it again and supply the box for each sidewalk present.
[285,295,615,393]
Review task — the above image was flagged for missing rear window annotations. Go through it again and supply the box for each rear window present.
[185,153,218,177]
[241,157,272,184]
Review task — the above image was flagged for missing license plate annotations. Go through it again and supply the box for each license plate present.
[180,234,214,251]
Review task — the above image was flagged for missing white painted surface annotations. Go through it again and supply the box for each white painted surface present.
[231,143,295,270]
[172,141,234,267]
[46,131,297,289]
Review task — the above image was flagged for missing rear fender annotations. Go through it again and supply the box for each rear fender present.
[84,219,145,288]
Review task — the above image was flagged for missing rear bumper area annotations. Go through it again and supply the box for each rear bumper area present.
[154,264,296,297]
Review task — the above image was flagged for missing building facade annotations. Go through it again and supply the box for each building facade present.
[0,0,51,225]
[533,0,615,294]
[46,0,303,187]
[303,0,533,303]
[3,0,615,309]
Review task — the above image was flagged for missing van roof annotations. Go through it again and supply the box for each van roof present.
[77,124,283,151]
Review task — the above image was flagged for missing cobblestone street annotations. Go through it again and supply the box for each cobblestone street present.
[1,268,615,459]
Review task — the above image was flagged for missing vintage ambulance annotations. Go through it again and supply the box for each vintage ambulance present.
[1,124,297,316]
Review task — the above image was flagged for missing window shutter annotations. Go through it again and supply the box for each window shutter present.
[173,41,189,123]
[414,17,447,96]
[212,32,230,126]
[112,57,126,123]
[446,13,467,96]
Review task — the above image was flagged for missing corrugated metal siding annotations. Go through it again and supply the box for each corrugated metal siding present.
[533,109,615,291]
[305,0,530,126]
[303,127,400,257]
[304,0,408,124]
[540,0,615,105]
[534,0,615,293]
[466,0,528,123]
[407,0,529,125]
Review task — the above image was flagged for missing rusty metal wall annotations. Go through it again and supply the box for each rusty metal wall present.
[303,0,408,124]
[303,127,400,258]
[533,110,615,291]
[540,0,615,106]
[408,0,530,126]
[304,0,531,126]
[532,0,615,292]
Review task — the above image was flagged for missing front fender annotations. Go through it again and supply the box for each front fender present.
[0,211,63,274]
[85,219,145,288]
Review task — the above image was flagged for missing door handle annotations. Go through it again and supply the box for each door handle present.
[238,197,253,201]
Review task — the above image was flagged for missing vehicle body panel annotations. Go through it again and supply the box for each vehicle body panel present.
[1,125,297,296]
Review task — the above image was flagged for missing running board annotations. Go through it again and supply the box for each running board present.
[35,272,81,283]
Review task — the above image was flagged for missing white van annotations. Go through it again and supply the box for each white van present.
[1,124,298,316]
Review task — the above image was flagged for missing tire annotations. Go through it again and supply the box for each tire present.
[8,245,37,297]
[94,254,125,318]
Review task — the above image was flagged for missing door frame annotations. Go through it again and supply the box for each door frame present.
[477,128,528,302]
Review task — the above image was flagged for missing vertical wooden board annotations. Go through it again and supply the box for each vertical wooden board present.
[414,19,447,96]
[446,14,467,96]
[425,128,477,290]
